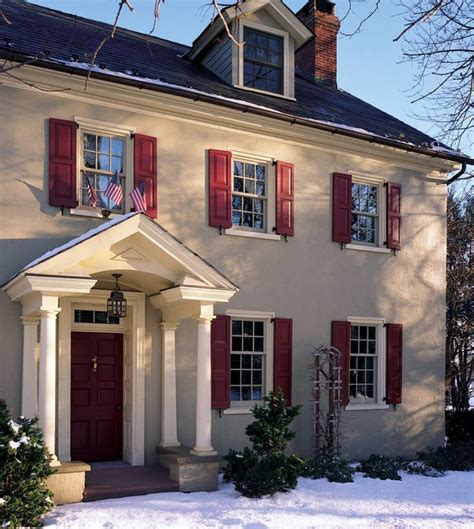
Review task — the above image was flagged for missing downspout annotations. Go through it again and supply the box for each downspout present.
[445,160,467,185]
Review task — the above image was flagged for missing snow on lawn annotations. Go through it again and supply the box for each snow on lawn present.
[45,472,474,529]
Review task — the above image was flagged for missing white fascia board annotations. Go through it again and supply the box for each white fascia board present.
[153,286,237,306]
[5,274,96,302]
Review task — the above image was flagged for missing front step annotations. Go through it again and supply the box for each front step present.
[83,464,179,502]
[156,446,220,492]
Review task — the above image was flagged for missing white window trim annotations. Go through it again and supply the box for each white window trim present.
[346,316,389,411]
[228,153,280,239]
[348,173,387,250]
[223,309,275,414]
[71,116,135,218]
[72,304,127,333]
[237,20,293,100]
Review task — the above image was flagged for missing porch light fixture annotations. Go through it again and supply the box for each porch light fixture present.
[107,274,127,319]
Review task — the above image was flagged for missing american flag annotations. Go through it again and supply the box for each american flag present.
[130,181,147,212]
[86,176,98,208]
[104,171,123,207]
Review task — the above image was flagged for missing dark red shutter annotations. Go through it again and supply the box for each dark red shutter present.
[332,173,352,244]
[49,118,77,208]
[134,134,157,218]
[387,183,402,250]
[275,161,294,237]
[274,318,292,405]
[386,324,403,404]
[209,149,232,229]
[331,321,350,407]
[211,315,230,409]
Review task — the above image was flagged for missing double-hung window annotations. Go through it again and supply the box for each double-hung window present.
[243,28,283,95]
[351,181,380,246]
[348,319,387,407]
[81,131,126,213]
[232,159,267,232]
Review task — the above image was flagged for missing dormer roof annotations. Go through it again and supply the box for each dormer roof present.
[185,0,314,61]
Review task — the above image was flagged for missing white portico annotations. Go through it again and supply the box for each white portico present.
[3,213,238,472]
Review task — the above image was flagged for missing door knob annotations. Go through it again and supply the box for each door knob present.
[91,356,98,372]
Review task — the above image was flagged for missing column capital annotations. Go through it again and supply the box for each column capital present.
[39,308,61,318]
[159,322,179,331]
[193,316,215,325]
[21,315,40,326]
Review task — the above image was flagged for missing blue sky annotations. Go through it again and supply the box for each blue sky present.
[31,0,453,148]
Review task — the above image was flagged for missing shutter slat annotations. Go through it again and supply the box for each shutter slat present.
[134,134,157,218]
[211,315,230,409]
[387,183,402,250]
[386,324,403,404]
[275,161,294,237]
[209,149,232,229]
[274,318,293,405]
[331,321,350,407]
[49,118,77,208]
[332,173,352,244]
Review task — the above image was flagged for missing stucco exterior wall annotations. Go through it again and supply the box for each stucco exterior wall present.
[0,78,447,461]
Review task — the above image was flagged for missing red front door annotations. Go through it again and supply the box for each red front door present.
[71,332,123,462]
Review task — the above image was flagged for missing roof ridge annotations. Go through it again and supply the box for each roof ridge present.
[20,0,190,50]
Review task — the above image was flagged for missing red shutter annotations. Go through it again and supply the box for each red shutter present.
[331,321,350,407]
[275,161,294,237]
[332,173,352,244]
[208,149,232,229]
[386,324,403,404]
[211,315,230,409]
[49,118,77,208]
[134,134,157,218]
[274,318,292,405]
[387,183,401,250]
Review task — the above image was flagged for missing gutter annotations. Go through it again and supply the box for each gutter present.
[445,160,467,185]
[4,52,474,169]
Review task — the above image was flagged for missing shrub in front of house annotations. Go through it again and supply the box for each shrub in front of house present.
[303,454,354,483]
[223,389,303,498]
[446,410,474,444]
[0,400,55,528]
[356,454,402,480]
[416,441,474,472]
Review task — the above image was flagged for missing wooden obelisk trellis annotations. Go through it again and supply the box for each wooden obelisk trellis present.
[311,345,343,457]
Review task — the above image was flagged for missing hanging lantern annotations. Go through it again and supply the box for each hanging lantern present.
[107,274,127,319]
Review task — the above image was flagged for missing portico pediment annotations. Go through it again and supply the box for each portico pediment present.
[3,213,238,303]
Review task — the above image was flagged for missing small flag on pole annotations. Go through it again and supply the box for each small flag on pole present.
[86,176,98,208]
[104,171,123,207]
[130,181,147,213]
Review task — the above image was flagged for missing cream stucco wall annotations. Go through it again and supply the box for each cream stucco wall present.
[0,70,449,462]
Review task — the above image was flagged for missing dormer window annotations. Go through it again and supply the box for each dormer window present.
[243,28,283,95]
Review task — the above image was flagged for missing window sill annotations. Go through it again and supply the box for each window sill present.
[345,403,390,411]
[222,408,254,415]
[346,244,391,254]
[70,208,124,219]
[234,84,296,101]
[225,228,281,241]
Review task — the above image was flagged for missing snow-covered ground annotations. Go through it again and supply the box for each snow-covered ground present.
[45,472,474,529]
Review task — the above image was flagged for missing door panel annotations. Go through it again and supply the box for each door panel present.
[71,332,123,462]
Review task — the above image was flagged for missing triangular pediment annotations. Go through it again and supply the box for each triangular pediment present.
[4,213,238,295]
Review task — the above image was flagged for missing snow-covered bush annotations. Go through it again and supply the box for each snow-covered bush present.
[357,454,401,480]
[223,389,303,498]
[0,399,55,528]
[304,454,354,483]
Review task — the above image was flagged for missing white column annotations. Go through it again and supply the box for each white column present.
[38,308,60,464]
[191,316,217,456]
[21,316,40,418]
[159,322,180,448]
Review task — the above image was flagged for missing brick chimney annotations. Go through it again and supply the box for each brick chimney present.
[296,0,340,87]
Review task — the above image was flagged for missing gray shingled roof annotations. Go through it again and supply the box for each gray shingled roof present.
[0,0,468,162]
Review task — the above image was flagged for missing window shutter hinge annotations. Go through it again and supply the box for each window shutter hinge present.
[130,132,135,138]
[283,233,288,242]
[218,408,223,418]
[271,318,276,323]
[272,226,277,232]
[340,242,345,250]
[75,122,80,129]
[383,182,388,187]
[218,225,224,236]
[60,204,64,216]
[272,160,277,166]
[383,323,388,327]
[383,241,387,246]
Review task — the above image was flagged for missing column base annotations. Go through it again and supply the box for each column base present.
[50,454,61,467]
[159,440,181,448]
[190,447,218,457]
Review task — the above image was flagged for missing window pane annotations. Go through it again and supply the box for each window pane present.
[232,337,242,351]
[83,134,96,151]
[254,215,264,230]
[234,161,244,177]
[243,337,253,351]
[243,213,253,227]
[253,370,262,385]
[253,355,262,369]
[242,354,252,368]
[232,320,242,335]
[231,371,240,385]
[111,138,124,156]
[231,387,240,401]
[112,156,123,174]
[243,198,253,212]
[243,321,253,335]
[98,136,110,153]
[231,355,240,369]
[233,177,243,192]
[254,200,264,214]
[252,388,262,401]
[232,212,242,226]
[84,151,96,168]
[242,387,252,401]
[245,179,255,194]
[254,337,264,352]
[245,163,255,178]
[256,165,266,180]
[254,321,264,336]
[98,154,110,171]
[242,370,251,385]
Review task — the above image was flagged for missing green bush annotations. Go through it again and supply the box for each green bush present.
[416,441,474,472]
[357,454,401,480]
[0,400,55,528]
[305,454,354,483]
[446,410,474,444]
[223,389,302,498]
